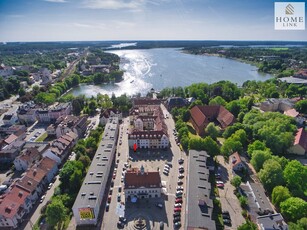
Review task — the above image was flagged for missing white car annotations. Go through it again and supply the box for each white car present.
[216,181,224,184]
[174,203,182,208]
[48,183,53,190]
[40,195,46,203]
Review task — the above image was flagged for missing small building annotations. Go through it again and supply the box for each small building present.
[49,102,72,123]
[37,157,58,183]
[260,98,294,112]
[257,213,288,230]
[288,128,307,155]
[124,166,162,201]
[14,148,41,171]
[2,114,18,126]
[55,115,88,138]
[190,105,235,135]
[229,152,246,172]
[284,109,304,125]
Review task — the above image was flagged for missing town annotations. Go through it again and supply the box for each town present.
[0,42,306,230]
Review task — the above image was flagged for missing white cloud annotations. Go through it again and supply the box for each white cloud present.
[82,0,144,10]
[44,0,67,3]
[73,22,106,29]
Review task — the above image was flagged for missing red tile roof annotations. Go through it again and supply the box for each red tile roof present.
[190,105,235,130]
[38,157,57,172]
[16,176,39,193]
[124,169,161,189]
[18,147,40,163]
[4,134,18,144]
[284,109,299,118]
[294,128,307,151]
[25,167,47,183]
[0,186,30,218]
[229,152,242,168]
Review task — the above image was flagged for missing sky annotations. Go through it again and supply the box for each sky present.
[0,0,306,42]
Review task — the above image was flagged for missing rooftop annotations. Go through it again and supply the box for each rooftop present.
[294,128,307,151]
[257,213,288,230]
[124,168,161,189]
[186,150,216,230]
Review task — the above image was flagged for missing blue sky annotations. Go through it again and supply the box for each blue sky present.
[0,0,306,42]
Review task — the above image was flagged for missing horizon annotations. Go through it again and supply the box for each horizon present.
[0,0,306,42]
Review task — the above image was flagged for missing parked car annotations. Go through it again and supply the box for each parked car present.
[178,159,184,164]
[119,216,127,223]
[176,193,183,198]
[223,218,231,225]
[117,221,124,228]
[178,174,184,179]
[176,186,184,190]
[47,183,53,190]
[173,212,181,217]
[176,191,183,196]
[175,198,183,203]
[40,195,46,203]
[174,203,182,208]
[217,183,224,188]
[108,195,112,203]
[163,170,169,175]
[179,168,184,173]
[173,216,181,223]
[106,203,110,212]
[117,194,121,202]
[174,222,181,228]
[118,187,122,192]
[177,180,183,185]
[216,181,224,184]
[156,203,163,209]
[109,189,113,195]
[174,207,181,212]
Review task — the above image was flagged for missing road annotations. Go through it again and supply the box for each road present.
[216,155,245,230]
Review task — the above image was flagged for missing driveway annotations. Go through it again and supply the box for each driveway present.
[216,156,245,230]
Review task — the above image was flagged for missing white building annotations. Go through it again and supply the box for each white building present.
[124,166,162,201]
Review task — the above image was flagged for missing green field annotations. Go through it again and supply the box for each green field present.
[268,47,289,51]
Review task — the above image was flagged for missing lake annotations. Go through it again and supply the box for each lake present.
[69,48,272,97]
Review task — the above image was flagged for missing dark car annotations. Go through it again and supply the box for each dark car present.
[174,222,181,228]
[117,221,124,228]
[178,159,184,164]
[173,216,181,223]
[106,203,110,212]
[119,216,127,223]
[223,218,231,226]
[177,180,183,185]
[179,168,184,173]
[173,212,181,217]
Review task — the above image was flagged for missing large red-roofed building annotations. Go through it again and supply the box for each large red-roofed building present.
[288,128,307,155]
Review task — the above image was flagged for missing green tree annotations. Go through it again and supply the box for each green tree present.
[230,175,242,189]
[288,217,307,230]
[283,160,307,197]
[295,100,307,114]
[79,155,91,168]
[226,100,241,117]
[59,160,84,191]
[280,197,307,222]
[237,221,257,230]
[258,159,284,192]
[272,186,291,209]
[239,195,248,208]
[250,150,272,172]
[202,136,220,156]
[209,96,226,106]
[221,138,242,156]
[46,199,67,227]
[247,140,270,157]
[205,122,219,140]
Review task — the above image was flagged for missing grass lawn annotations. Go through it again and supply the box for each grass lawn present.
[186,122,199,139]
[36,132,48,142]
[268,47,289,51]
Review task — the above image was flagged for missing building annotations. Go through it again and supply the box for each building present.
[49,103,72,123]
[99,108,122,125]
[185,150,216,230]
[0,64,14,77]
[0,186,31,229]
[190,105,235,135]
[288,128,307,155]
[55,115,88,138]
[293,69,307,80]
[17,105,37,125]
[260,98,294,112]
[124,166,162,201]
[14,148,41,171]
[128,102,169,149]
[37,109,50,123]
[165,97,187,111]
[72,117,119,226]
[0,125,27,135]
[284,109,304,125]
[257,213,288,230]
[229,152,246,172]
[37,157,58,183]
[2,114,18,126]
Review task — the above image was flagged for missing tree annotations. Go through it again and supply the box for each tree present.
[79,155,91,168]
[231,175,242,189]
[247,140,270,157]
[46,199,67,227]
[258,159,284,193]
[226,100,241,117]
[221,138,242,156]
[280,197,307,222]
[272,186,291,209]
[237,221,257,230]
[202,136,220,156]
[239,195,248,208]
[209,96,226,106]
[288,218,307,230]
[250,150,272,172]
[59,161,84,191]
[18,88,26,97]
[69,169,83,193]
[283,160,307,197]
[295,100,307,114]
[205,122,219,140]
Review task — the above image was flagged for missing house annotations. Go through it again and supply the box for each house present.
[229,152,246,172]
[25,166,48,192]
[260,98,294,112]
[165,97,187,111]
[0,125,27,135]
[284,109,304,125]
[0,186,32,229]
[15,176,41,203]
[257,213,288,230]
[14,148,41,171]
[37,157,58,183]
[2,114,18,126]
[190,105,235,135]
[293,69,307,80]
[49,102,72,122]
[40,68,52,85]
[4,134,19,146]
[0,147,20,164]
[55,115,88,138]
[124,166,162,201]
[90,65,110,74]
[99,108,122,125]
[16,101,37,125]
[37,109,50,123]
[288,128,307,155]
[0,64,14,77]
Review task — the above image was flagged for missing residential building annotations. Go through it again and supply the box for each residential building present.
[72,117,118,226]
[99,108,122,125]
[260,98,294,112]
[293,69,307,80]
[0,186,31,229]
[15,176,41,203]
[229,152,246,172]
[55,115,88,138]
[0,125,27,135]
[257,213,288,230]
[128,102,169,149]
[37,157,58,183]
[49,102,72,123]
[124,166,162,201]
[288,128,307,155]
[2,114,18,126]
[185,150,216,230]
[284,109,304,125]
[190,105,235,135]
[37,109,50,123]
[0,64,14,77]
[14,148,41,171]
[17,106,37,126]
